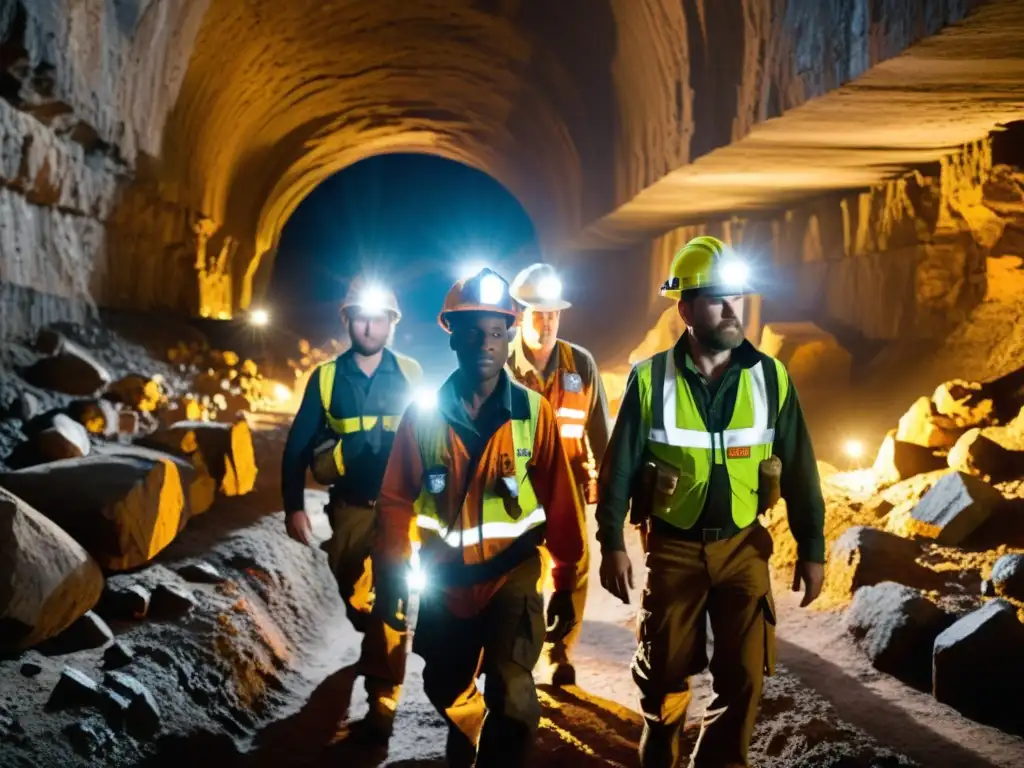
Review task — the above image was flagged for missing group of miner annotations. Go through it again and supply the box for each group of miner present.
[280,236,827,768]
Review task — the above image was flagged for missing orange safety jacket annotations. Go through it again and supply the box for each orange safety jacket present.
[508,337,610,503]
[377,370,586,617]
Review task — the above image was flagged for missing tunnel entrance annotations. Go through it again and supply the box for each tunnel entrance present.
[265,154,541,382]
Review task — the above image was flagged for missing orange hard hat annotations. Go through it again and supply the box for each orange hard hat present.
[438,268,518,333]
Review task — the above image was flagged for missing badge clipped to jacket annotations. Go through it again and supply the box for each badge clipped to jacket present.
[496,475,523,520]
[562,372,583,393]
[425,466,448,495]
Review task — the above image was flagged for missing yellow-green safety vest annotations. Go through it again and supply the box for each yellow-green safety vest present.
[636,349,789,530]
[317,351,421,475]
[412,384,546,550]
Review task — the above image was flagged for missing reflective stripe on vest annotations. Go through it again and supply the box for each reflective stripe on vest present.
[637,350,789,530]
[317,353,418,474]
[412,387,545,550]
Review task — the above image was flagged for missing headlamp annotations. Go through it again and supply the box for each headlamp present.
[537,275,562,301]
[718,260,750,289]
[356,285,389,315]
[479,274,506,305]
[414,386,438,410]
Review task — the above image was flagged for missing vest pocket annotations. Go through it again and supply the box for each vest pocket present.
[761,591,777,676]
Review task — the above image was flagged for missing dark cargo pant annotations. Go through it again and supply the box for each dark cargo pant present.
[414,553,545,768]
[633,524,776,768]
[322,500,408,721]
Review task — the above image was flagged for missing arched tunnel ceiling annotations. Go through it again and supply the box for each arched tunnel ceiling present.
[575,0,1024,249]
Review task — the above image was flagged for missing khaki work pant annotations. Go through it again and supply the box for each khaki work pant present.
[633,524,776,768]
[414,553,545,768]
[322,500,408,719]
[538,483,591,676]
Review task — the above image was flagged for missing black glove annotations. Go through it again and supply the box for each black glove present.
[545,591,577,643]
[373,568,410,632]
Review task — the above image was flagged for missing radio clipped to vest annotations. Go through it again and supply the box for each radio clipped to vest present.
[629,456,682,526]
[311,437,344,485]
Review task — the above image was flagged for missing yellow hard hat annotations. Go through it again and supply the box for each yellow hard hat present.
[660,236,751,300]
[438,268,518,333]
[341,277,401,321]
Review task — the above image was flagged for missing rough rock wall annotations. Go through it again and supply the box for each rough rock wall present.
[0,0,207,339]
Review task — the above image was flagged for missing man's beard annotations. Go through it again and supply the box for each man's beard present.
[350,334,386,356]
[693,319,744,352]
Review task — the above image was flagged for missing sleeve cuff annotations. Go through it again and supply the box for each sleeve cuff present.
[797,537,826,564]
[598,529,626,555]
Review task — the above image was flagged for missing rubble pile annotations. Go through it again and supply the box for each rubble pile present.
[1,323,260,651]
[765,363,1024,729]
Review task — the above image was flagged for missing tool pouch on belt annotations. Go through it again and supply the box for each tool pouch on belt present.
[757,455,783,516]
[311,438,343,485]
[629,460,658,526]
[495,474,523,520]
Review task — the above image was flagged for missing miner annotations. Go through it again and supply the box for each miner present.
[374,267,586,767]
[507,261,612,686]
[280,276,422,744]
[595,236,827,767]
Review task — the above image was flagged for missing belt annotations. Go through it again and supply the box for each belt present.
[650,516,749,543]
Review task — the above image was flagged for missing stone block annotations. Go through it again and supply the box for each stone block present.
[872,430,946,485]
[33,414,91,461]
[947,428,1024,483]
[23,339,111,397]
[896,397,959,449]
[990,553,1024,601]
[908,471,1004,545]
[826,526,940,600]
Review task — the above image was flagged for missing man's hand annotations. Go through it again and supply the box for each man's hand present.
[792,560,824,607]
[599,550,634,605]
[285,510,313,546]
[373,568,409,632]
[545,591,577,643]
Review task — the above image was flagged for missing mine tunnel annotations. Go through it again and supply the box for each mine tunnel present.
[2,0,1024,766]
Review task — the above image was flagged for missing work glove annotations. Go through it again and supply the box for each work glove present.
[372,567,410,632]
[545,591,577,644]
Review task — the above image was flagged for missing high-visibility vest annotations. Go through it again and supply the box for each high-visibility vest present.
[317,350,420,475]
[411,385,546,554]
[636,349,789,530]
[511,340,595,487]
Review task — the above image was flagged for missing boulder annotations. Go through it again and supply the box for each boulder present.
[826,526,941,600]
[104,374,163,412]
[33,414,91,461]
[896,397,959,449]
[15,391,41,422]
[96,583,150,621]
[92,443,215,519]
[758,322,852,390]
[948,428,1023,483]
[990,553,1024,601]
[846,582,953,687]
[905,471,1004,545]
[933,599,1024,720]
[872,431,946,485]
[23,340,111,397]
[66,399,120,437]
[0,455,187,571]
[932,380,994,429]
[44,610,114,654]
[140,420,257,496]
[102,671,161,737]
[149,583,196,618]
[47,667,99,711]
[103,640,134,670]
[35,328,65,356]
[0,487,104,651]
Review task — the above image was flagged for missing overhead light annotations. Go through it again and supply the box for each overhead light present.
[719,260,750,288]
[843,439,865,460]
[479,274,505,305]
[537,275,562,300]
[249,308,270,327]
[272,383,291,402]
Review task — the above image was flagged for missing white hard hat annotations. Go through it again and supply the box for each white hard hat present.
[341,277,401,321]
[509,263,571,311]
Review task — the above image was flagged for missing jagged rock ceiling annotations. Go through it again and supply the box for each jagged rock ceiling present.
[575,0,1024,249]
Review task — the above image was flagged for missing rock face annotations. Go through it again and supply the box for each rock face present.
[0,487,104,650]
[758,322,852,390]
[846,582,952,687]
[826,526,940,600]
[905,471,1004,545]
[0,455,187,571]
[933,599,1024,722]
